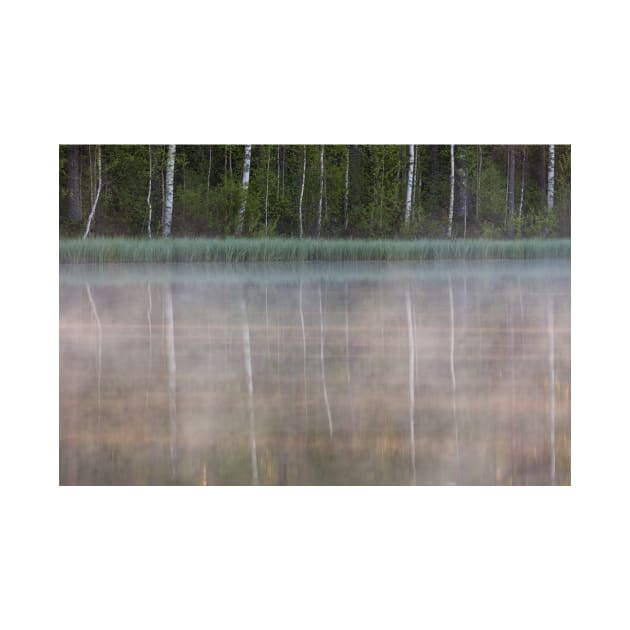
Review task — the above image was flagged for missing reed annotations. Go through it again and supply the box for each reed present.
[60,237,570,264]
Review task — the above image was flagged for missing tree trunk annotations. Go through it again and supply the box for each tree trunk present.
[476,146,482,220]
[405,144,415,225]
[518,147,527,235]
[264,146,271,236]
[298,145,306,239]
[83,146,102,239]
[547,144,555,210]
[344,146,350,232]
[162,145,176,237]
[147,145,153,238]
[447,145,455,238]
[236,144,251,235]
[207,145,212,193]
[507,145,515,238]
[317,145,324,238]
[68,145,82,222]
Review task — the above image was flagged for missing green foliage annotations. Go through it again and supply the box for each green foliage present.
[59,145,570,240]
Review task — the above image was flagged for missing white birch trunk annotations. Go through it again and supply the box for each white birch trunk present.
[237,144,251,235]
[317,145,324,238]
[83,146,102,239]
[344,147,350,231]
[264,146,271,236]
[405,144,415,225]
[206,146,212,193]
[476,146,482,220]
[162,144,176,237]
[447,145,455,239]
[547,144,555,210]
[147,145,153,238]
[298,146,306,239]
[518,148,526,232]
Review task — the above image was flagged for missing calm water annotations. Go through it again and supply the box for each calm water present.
[59,261,570,485]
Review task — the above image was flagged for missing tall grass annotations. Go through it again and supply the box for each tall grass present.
[60,237,570,264]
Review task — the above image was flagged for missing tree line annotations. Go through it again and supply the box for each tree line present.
[59,145,570,239]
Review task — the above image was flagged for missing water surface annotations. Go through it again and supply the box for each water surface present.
[60,260,570,485]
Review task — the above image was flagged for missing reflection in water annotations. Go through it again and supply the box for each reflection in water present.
[164,283,177,481]
[405,286,416,485]
[60,261,571,485]
[319,281,333,438]
[85,283,101,424]
[448,274,460,480]
[241,291,258,485]
[549,297,556,486]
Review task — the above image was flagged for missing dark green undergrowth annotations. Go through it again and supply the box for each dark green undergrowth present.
[60,237,571,264]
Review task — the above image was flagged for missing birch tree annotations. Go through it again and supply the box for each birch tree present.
[236,144,252,235]
[344,146,350,232]
[83,146,102,239]
[447,145,455,239]
[518,148,527,234]
[506,145,516,238]
[405,144,415,225]
[298,145,306,239]
[547,144,555,210]
[68,145,82,222]
[317,145,324,238]
[163,144,176,237]
[476,146,482,220]
[264,146,271,236]
[146,145,153,238]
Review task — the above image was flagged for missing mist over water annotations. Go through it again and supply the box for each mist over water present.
[60,261,570,485]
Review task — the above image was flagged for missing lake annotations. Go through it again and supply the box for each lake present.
[59,260,570,485]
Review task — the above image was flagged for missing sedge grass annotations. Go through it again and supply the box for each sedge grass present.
[60,237,570,264]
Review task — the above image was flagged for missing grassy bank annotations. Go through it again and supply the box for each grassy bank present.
[60,237,570,264]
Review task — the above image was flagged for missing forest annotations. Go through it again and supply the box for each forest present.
[59,145,570,241]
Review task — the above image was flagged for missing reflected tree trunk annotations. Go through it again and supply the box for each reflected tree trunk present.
[344,282,356,441]
[164,284,177,481]
[405,286,417,485]
[299,279,309,436]
[145,282,152,408]
[241,291,259,485]
[85,283,102,423]
[548,297,556,485]
[319,282,333,438]
[448,274,460,479]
